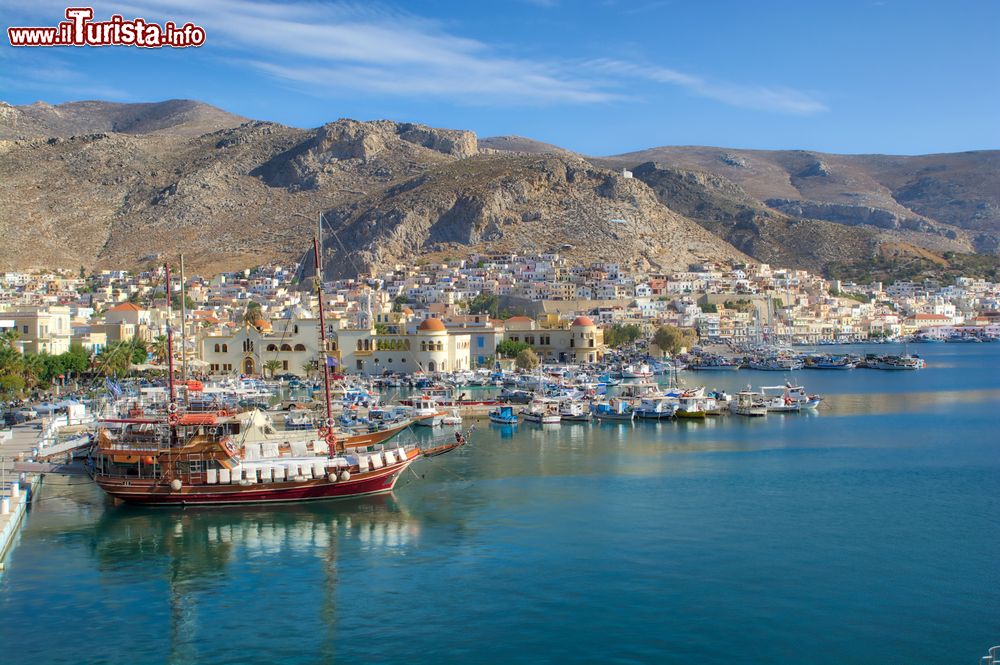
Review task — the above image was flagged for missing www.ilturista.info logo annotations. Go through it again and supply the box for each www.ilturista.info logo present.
[7,7,206,48]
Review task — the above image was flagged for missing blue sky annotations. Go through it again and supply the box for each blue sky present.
[1,0,998,155]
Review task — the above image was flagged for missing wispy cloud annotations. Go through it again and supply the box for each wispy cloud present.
[1,0,828,114]
[589,59,829,115]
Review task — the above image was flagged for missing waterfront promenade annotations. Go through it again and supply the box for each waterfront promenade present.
[0,424,43,562]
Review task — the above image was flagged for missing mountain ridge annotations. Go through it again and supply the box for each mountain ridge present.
[0,98,996,279]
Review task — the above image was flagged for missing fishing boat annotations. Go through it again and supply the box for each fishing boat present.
[520,399,562,424]
[748,356,804,371]
[779,383,822,409]
[409,395,443,427]
[634,395,677,420]
[688,356,741,371]
[675,394,709,419]
[558,400,592,422]
[593,398,634,421]
[760,386,801,413]
[91,244,424,506]
[488,405,519,425]
[440,407,463,426]
[805,355,857,370]
[875,354,925,370]
[622,363,653,379]
[729,388,767,417]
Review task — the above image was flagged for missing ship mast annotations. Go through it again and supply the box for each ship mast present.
[313,237,339,456]
[165,263,177,411]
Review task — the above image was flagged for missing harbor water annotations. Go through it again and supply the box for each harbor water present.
[1,343,997,664]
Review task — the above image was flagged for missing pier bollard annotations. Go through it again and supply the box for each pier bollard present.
[1,498,9,515]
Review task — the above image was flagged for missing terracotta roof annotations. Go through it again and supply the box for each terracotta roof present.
[571,315,595,327]
[108,302,142,312]
[417,317,446,332]
[505,316,533,323]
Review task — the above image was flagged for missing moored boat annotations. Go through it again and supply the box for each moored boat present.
[488,405,519,425]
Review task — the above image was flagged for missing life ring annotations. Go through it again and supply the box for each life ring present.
[317,427,329,438]
[222,438,240,458]
[208,427,218,436]
[167,413,179,426]
[167,402,179,414]
[325,418,335,428]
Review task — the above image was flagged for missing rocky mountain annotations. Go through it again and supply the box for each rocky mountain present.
[314,153,748,279]
[0,98,995,279]
[598,146,999,256]
[0,99,247,140]
[479,135,574,156]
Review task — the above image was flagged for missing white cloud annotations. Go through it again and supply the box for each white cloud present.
[589,59,828,115]
[1,0,828,113]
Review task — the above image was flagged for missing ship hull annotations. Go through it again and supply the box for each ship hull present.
[95,459,414,506]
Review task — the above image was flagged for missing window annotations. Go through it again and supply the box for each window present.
[477,336,484,348]
[293,324,299,334]
[570,338,574,347]
[214,343,220,353]
[280,343,292,351]
[357,340,363,351]
[589,339,594,347]
[222,344,228,353]
[266,344,277,352]
[282,361,288,370]
[294,344,306,351]
[22,325,28,334]
[356,359,363,370]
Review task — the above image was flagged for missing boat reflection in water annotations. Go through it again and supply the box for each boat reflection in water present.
[89,495,420,664]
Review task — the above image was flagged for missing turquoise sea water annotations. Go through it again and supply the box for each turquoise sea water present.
[1,343,998,664]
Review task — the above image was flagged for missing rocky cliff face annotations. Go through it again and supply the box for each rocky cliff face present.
[598,146,999,257]
[1,98,995,277]
[253,119,475,191]
[318,154,748,279]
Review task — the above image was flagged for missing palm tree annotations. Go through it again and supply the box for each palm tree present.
[151,335,171,364]
[301,360,317,379]
[263,359,282,379]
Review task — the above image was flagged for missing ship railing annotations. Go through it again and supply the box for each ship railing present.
[981,645,1000,665]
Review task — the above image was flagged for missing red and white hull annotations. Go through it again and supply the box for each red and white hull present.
[95,455,417,506]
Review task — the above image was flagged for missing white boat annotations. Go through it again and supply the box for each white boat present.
[441,407,463,426]
[634,395,677,420]
[730,389,767,417]
[622,363,653,379]
[558,400,592,422]
[774,383,822,409]
[521,399,562,424]
[410,395,443,427]
[593,398,634,421]
[675,394,710,419]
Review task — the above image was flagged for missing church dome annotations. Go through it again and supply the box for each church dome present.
[417,317,446,332]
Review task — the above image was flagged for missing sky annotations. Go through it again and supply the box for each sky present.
[1,0,998,155]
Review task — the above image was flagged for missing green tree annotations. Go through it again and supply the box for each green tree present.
[301,360,318,378]
[150,335,171,364]
[604,324,642,348]
[171,293,195,310]
[652,325,699,356]
[496,339,530,358]
[243,301,264,327]
[515,348,539,371]
[263,359,283,378]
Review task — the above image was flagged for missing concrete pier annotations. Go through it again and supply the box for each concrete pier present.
[0,424,44,564]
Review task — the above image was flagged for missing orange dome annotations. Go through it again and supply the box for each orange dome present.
[571,315,594,327]
[253,318,272,330]
[417,317,446,332]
